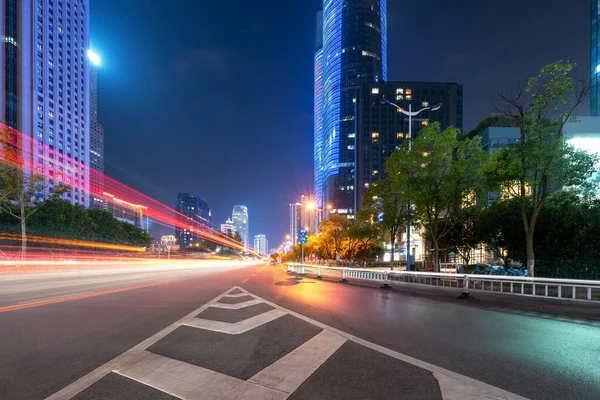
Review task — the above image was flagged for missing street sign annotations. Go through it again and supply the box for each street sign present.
[299,236,308,245]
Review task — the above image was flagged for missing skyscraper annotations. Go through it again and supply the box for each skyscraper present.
[314,0,388,214]
[220,218,236,235]
[289,202,302,245]
[231,205,248,246]
[253,234,268,255]
[88,51,104,209]
[592,0,600,116]
[1,0,91,206]
[175,193,210,249]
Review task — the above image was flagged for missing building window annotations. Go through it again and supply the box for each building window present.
[371,132,379,138]
[371,88,379,94]
[422,101,429,107]
[396,88,404,94]
[397,132,404,139]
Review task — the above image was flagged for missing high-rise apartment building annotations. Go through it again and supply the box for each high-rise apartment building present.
[253,234,268,255]
[175,193,210,249]
[103,192,148,231]
[592,1,600,116]
[314,0,388,214]
[88,51,104,209]
[289,202,302,245]
[231,205,248,246]
[354,81,463,206]
[1,0,91,206]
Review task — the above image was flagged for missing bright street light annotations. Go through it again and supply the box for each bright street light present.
[381,97,441,271]
[306,201,316,210]
[87,49,101,67]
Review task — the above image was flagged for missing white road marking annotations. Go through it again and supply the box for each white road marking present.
[46,287,242,400]
[209,299,263,310]
[433,372,525,400]
[249,329,347,394]
[182,309,287,334]
[241,279,248,283]
[221,293,252,298]
[115,351,287,400]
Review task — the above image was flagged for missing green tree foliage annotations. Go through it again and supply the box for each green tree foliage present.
[320,214,351,265]
[386,122,487,271]
[489,61,598,276]
[233,230,243,244]
[361,177,407,269]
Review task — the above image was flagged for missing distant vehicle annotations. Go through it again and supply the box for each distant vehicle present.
[269,260,277,265]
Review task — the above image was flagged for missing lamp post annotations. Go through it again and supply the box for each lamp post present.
[381,98,440,271]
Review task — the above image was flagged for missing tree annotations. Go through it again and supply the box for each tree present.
[386,123,487,271]
[347,219,382,266]
[0,126,67,262]
[233,230,243,244]
[361,177,407,269]
[320,214,351,265]
[439,208,481,265]
[489,61,598,276]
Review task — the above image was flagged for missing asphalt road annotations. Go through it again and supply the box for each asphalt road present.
[0,262,598,399]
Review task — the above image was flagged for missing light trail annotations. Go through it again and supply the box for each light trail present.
[0,123,262,257]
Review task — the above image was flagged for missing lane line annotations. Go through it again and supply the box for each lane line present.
[182,309,287,334]
[115,351,287,400]
[209,299,263,310]
[0,279,183,314]
[241,279,248,283]
[249,329,347,394]
[221,293,252,298]
[47,287,241,400]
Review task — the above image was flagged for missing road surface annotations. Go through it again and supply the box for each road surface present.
[0,261,598,399]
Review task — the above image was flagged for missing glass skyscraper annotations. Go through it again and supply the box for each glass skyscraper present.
[175,193,211,249]
[592,0,600,116]
[231,205,249,246]
[1,0,91,206]
[314,0,388,215]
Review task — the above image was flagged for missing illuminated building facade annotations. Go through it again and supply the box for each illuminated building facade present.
[565,117,600,196]
[0,0,91,206]
[289,202,302,246]
[314,11,324,207]
[231,205,249,246]
[89,54,104,209]
[176,193,210,249]
[315,0,387,215]
[103,192,148,231]
[253,234,268,255]
[355,81,463,206]
[592,0,600,116]
[220,218,237,235]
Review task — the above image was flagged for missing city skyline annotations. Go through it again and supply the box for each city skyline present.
[89,0,589,243]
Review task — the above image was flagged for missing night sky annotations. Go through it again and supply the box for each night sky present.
[90,0,588,248]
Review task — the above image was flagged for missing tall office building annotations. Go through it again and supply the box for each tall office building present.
[253,234,268,255]
[314,0,387,214]
[88,52,104,209]
[355,81,463,205]
[289,202,302,245]
[220,218,236,235]
[175,193,210,249]
[231,205,248,246]
[314,11,324,207]
[592,0,600,116]
[1,0,91,206]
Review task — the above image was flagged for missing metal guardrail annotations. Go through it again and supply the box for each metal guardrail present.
[286,263,600,302]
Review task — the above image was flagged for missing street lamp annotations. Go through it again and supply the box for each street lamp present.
[381,98,441,271]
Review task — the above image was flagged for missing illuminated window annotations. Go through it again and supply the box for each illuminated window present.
[397,132,404,139]
[371,88,379,94]
[406,89,412,95]
[396,95,404,101]
[371,132,379,138]
[364,183,370,188]
[372,139,378,144]
[406,95,412,100]
[372,170,379,176]
[422,101,429,107]
[421,120,429,126]
[396,88,404,94]
[348,133,355,138]
[348,145,355,150]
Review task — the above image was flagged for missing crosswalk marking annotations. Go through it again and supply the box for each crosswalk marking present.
[249,329,347,394]
[182,309,287,334]
[209,299,263,310]
[221,293,252,298]
[115,351,287,400]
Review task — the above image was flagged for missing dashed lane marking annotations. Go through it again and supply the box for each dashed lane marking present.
[182,309,287,334]
[221,293,251,298]
[209,299,262,310]
[241,279,248,283]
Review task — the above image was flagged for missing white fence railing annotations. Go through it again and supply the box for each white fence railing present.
[286,263,600,302]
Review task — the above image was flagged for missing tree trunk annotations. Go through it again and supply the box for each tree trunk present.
[525,230,535,277]
[432,238,440,272]
[20,202,26,265]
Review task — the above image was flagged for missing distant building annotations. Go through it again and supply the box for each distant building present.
[231,205,249,246]
[220,218,237,236]
[103,192,148,231]
[354,81,463,209]
[289,202,302,245]
[175,193,210,249]
[253,234,268,255]
[89,55,105,210]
